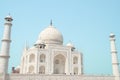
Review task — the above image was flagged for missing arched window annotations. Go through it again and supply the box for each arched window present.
[74,67,78,75]
[39,66,45,74]
[73,56,78,64]
[29,54,35,63]
[40,54,46,62]
[29,65,34,74]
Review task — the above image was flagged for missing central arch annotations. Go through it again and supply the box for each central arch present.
[54,54,66,74]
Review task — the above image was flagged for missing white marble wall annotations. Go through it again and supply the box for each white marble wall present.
[20,45,83,75]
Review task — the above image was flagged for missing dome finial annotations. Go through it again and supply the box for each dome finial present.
[50,19,52,26]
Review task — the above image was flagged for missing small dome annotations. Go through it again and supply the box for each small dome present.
[36,25,63,45]
[110,32,115,38]
[66,42,75,51]
[15,66,20,72]
[15,66,20,70]
[5,15,12,18]
[66,42,74,48]
[5,15,13,21]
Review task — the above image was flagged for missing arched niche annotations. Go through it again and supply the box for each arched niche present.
[29,54,35,63]
[28,65,34,74]
[39,66,45,74]
[40,54,46,62]
[73,56,78,64]
[54,54,66,74]
[74,67,78,75]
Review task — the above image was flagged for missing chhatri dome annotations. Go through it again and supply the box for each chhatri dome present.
[36,22,63,45]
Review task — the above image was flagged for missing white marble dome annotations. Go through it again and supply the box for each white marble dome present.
[66,42,74,48]
[36,25,63,45]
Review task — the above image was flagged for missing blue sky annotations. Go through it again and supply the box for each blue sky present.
[0,0,120,75]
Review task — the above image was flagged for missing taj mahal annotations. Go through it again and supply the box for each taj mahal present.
[0,15,120,80]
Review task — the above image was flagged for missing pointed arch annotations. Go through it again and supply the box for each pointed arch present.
[73,56,78,64]
[74,67,78,75]
[39,66,45,74]
[28,65,34,74]
[29,54,35,63]
[54,54,66,74]
[40,54,46,62]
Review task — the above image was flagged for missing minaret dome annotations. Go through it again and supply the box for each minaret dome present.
[5,15,13,22]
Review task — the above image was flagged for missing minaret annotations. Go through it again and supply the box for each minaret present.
[0,15,13,74]
[109,33,120,80]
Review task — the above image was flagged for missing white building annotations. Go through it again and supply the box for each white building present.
[20,22,83,75]
[0,15,119,80]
